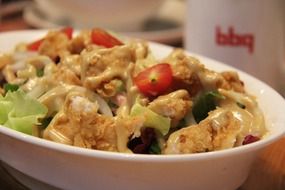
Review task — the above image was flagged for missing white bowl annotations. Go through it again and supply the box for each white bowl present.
[0,30,285,190]
[34,0,164,31]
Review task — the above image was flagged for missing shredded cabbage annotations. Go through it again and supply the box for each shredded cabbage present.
[0,90,48,135]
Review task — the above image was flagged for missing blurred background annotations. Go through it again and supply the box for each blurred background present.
[0,0,185,46]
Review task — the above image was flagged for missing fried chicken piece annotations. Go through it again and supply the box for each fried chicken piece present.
[115,116,145,153]
[69,30,92,54]
[218,89,266,145]
[164,108,241,154]
[128,40,149,60]
[60,54,81,77]
[221,71,245,93]
[148,90,192,127]
[163,49,203,96]
[164,49,246,95]
[80,44,135,91]
[38,31,71,61]
[43,91,117,151]
[96,79,123,98]
[53,65,81,86]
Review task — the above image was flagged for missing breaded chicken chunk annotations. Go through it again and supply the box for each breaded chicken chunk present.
[148,89,192,127]
[69,30,92,54]
[52,65,81,86]
[164,108,241,154]
[80,41,149,97]
[80,44,135,90]
[43,91,117,151]
[163,49,203,96]
[164,49,245,95]
[221,71,245,93]
[38,31,71,61]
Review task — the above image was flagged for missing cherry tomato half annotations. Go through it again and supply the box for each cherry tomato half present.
[60,26,73,39]
[91,28,123,48]
[27,39,44,51]
[133,63,173,96]
[27,27,73,51]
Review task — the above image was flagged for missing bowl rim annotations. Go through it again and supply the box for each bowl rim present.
[1,125,284,162]
[0,30,285,163]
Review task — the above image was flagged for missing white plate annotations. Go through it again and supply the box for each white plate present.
[0,30,284,190]
[23,0,185,45]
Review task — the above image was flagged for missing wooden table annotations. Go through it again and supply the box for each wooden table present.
[0,9,285,190]
[241,137,285,190]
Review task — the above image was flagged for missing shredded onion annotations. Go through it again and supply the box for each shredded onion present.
[13,52,37,61]
[92,93,113,117]
[11,61,26,72]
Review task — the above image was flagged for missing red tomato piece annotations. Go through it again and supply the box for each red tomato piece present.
[91,28,123,48]
[27,39,44,51]
[133,63,173,96]
[27,27,73,51]
[60,26,73,39]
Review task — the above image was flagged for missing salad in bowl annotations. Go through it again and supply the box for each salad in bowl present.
[0,27,267,155]
[1,28,285,190]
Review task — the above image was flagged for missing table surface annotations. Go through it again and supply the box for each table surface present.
[0,7,285,190]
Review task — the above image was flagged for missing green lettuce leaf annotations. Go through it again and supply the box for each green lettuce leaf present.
[130,103,171,135]
[192,90,225,123]
[0,90,48,135]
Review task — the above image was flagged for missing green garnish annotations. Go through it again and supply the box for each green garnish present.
[176,118,187,129]
[149,140,161,154]
[4,83,19,93]
[236,102,246,109]
[0,90,47,135]
[108,101,119,109]
[41,117,53,128]
[115,80,125,92]
[192,91,225,123]
[36,68,44,77]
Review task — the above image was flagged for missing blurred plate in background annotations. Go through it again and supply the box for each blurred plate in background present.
[23,0,185,45]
